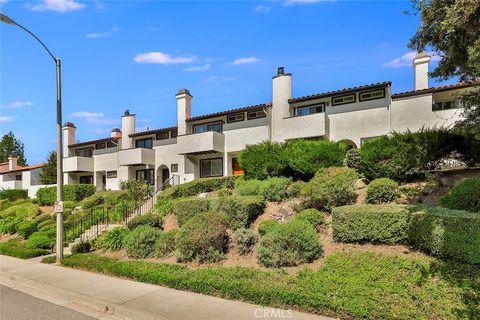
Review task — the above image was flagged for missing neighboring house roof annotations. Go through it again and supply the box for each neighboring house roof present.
[0,162,11,174]
[392,81,480,99]
[288,81,392,103]
[129,126,178,138]
[69,137,119,147]
[186,103,272,122]
[7,163,46,174]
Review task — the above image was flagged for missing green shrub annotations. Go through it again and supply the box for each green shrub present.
[233,228,257,255]
[36,184,95,206]
[344,148,364,172]
[257,219,279,236]
[238,141,288,180]
[71,241,91,254]
[95,227,129,252]
[0,189,28,201]
[284,139,346,181]
[155,197,174,217]
[301,167,358,211]
[0,239,48,258]
[162,176,238,199]
[287,180,305,198]
[15,220,38,238]
[235,178,265,196]
[366,178,400,204]
[263,177,291,202]
[127,214,163,231]
[5,220,18,234]
[217,188,233,197]
[34,213,52,224]
[171,197,210,226]
[293,209,325,228]
[123,225,162,259]
[37,220,55,231]
[211,195,265,229]
[0,202,40,219]
[440,178,480,213]
[332,204,410,244]
[176,212,229,263]
[78,190,127,209]
[154,230,178,258]
[258,219,322,267]
[26,231,54,249]
[408,205,480,264]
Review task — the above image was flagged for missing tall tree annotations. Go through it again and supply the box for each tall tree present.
[0,131,27,165]
[39,151,57,185]
[408,0,480,137]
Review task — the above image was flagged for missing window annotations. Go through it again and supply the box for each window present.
[171,163,178,173]
[156,131,169,140]
[232,158,244,175]
[136,169,154,185]
[135,138,153,149]
[193,121,222,133]
[200,158,223,178]
[106,171,117,178]
[247,110,266,120]
[227,113,245,123]
[171,130,178,138]
[95,142,106,150]
[75,148,93,157]
[107,141,117,148]
[359,89,385,102]
[432,100,457,111]
[79,176,94,184]
[15,175,22,181]
[295,104,324,116]
[332,94,356,106]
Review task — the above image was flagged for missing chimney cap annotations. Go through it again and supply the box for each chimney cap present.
[176,88,192,97]
[277,67,285,75]
[8,154,17,159]
[111,128,121,133]
[63,122,75,128]
[413,51,431,64]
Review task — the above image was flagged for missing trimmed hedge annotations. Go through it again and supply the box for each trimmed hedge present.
[332,204,411,244]
[409,206,480,265]
[293,209,325,228]
[26,231,54,249]
[258,219,322,267]
[235,178,292,202]
[366,178,399,204]
[211,195,265,229]
[171,197,210,226]
[440,178,480,213]
[0,189,28,201]
[161,176,238,199]
[123,225,162,259]
[233,227,256,255]
[15,220,38,239]
[238,141,288,180]
[0,239,48,258]
[71,241,91,254]
[301,167,358,211]
[154,230,177,258]
[127,214,163,231]
[36,184,95,206]
[176,212,229,263]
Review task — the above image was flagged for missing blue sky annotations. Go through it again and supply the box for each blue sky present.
[0,0,455,164]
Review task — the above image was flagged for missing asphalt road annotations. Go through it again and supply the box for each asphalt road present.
[0,284,95,320]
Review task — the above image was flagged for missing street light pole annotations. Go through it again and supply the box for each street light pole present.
[1,12,64,263]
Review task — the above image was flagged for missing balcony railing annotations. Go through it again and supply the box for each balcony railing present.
[63,156,94,173]
[176,131,225,155]
[118,147,155,166]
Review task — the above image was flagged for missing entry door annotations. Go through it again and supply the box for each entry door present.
[162,168,169,184]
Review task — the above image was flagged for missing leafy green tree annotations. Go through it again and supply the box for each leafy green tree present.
[408,0,480,137]
[39,151,57,185]
[0,131,26,165]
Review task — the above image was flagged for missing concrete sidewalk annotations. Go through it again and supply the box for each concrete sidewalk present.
[0,255,335,320]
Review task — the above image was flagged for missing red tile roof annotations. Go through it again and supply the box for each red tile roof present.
[129,126,177,138]
[391,81,480,99]
[69,137,119,148]
[288,81,392,103]
[186,103,272,122]
[7,163,46,173]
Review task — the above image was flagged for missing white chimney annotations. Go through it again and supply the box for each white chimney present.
[111,128,122,139]
[413,52,431,91]
[8,155,18,171]
[62,122,76,157]
[121,110,135,149]
[176,89,192,135]
[271,67,292,141]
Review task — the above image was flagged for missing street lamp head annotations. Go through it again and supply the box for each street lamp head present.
[0,12,15,25]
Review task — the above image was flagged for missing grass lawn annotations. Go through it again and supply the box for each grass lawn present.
[44,251,479,319]
[0,239,49,259]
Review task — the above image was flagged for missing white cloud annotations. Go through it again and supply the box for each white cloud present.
[71,111,118,125]
[284,0,335,5]
[28,0,85,12]
[232,57,261,65]
[0,101,33,109]
[71,111,104,118]
[183,63,211,72]
[134,52,196,64]
[91,128,105,134]
[255,5,271,13]
[205,75,236,83]
[382,51,441,68]
[86,27,120,39]
[0,116,13,123]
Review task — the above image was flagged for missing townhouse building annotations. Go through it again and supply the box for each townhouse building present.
[60,52,473,192]
[0,156,51,197]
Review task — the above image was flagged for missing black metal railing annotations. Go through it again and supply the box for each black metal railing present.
[64,206,109,244]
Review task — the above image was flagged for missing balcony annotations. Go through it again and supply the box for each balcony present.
[63,156,94,173]
[280,112,326,140]
[177,131,225,155]
[118,148,155,166]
